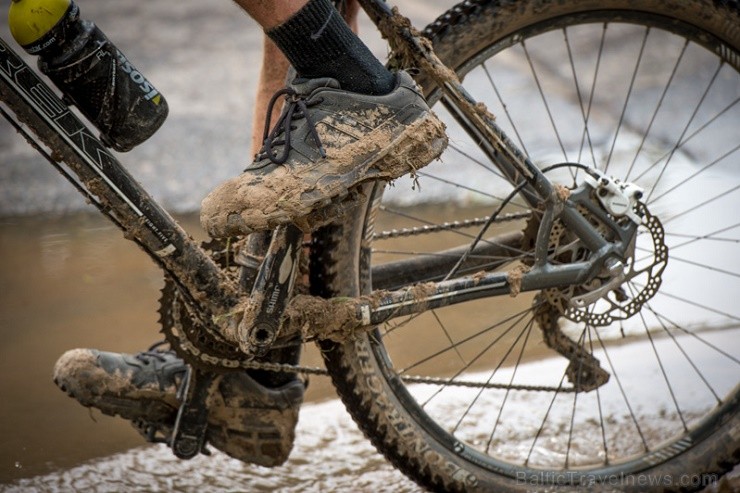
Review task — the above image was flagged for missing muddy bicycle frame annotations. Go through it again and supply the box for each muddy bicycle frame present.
[0,0,638,360]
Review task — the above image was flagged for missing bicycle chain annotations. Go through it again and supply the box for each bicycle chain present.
[372,209,532,240]
[160,238,567,392]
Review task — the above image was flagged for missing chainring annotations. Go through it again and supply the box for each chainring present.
[159,239,248,372]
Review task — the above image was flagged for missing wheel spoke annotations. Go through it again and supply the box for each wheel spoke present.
[485,319,535,453]
[605,27,651,173]
[641,60,725,202]
[482,62,531,158]
[593,328,650,453]
[522,39,569,162]
[563,26,598,177]
[648,143,740,205]
[624,39,689,181]
[350,6,740,477]
[632,280,740,323]
[627,283,688,431]
[431,310,468,367]
[399,305,536,377]
[524,351,575,467]
[416,170,516,204]
[636,96,739,185]
[452,316,535,433]
[586,325,610,464]
[660,184,740,226]
[643,301,723,404]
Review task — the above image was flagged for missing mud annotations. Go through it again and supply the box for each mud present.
[201,110,446,238]
[554,183,572,201]
[283,294,366,343]
[475,101,496,122]
[379,7,461,86]
[236,292,265,345]
[506,264,530,297]
[205,373,303,468]
[285,280,440,342]
[53,349,178,403]
[408,281,438,311]
[471,271,487,285]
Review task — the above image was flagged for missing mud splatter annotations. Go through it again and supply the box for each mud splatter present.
[283,290,393,343]
[554,184,572,201]
[283,295,359,342]
[407,282,437,312]
[52,349,180,411]
[475,102,496,122]
[471,271,487,285]
[506,264,530,298]
[379,7,461,86]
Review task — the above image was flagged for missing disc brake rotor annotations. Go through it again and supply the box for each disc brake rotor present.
[521,186,668,391]
[558,204,665,325]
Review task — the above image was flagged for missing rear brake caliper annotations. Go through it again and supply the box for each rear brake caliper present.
[584,169,644,226]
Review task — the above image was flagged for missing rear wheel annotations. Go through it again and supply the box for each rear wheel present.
[312,0,740,491]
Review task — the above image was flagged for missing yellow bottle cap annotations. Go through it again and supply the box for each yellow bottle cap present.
[8,0,72,47]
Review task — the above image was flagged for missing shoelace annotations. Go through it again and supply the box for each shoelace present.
[258,87,326,164]
[136,340,175,364]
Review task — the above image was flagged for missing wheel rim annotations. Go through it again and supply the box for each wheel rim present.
[367,11,739,476]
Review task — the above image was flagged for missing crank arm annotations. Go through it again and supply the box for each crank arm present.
[236,224,303,357]
[171,368,216,459]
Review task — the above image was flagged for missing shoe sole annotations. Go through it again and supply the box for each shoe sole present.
[55,377,178,423]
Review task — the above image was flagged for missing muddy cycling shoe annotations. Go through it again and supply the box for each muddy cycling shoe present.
[200,70,447,237]
[53,344,304,467]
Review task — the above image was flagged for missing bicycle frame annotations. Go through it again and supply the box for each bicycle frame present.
[0,0,637,355]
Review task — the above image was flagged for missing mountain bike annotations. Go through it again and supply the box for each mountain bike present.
[1,0,738,491]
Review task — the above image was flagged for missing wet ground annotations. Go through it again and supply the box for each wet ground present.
[0,211,738,492]
[7,345,736,493]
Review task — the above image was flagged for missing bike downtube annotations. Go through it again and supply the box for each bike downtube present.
[0,37,242,332]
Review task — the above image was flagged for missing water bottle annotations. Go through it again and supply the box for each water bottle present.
[8,0,168,152]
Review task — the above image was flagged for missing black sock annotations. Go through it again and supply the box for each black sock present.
[266,0,395,95]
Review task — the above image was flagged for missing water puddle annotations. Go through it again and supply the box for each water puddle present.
[0,208,738,489]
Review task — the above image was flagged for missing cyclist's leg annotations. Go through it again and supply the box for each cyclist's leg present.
[233,0,390,96]
[201,0,447,238]
[250,1,359,155]
[250,38,290,156]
